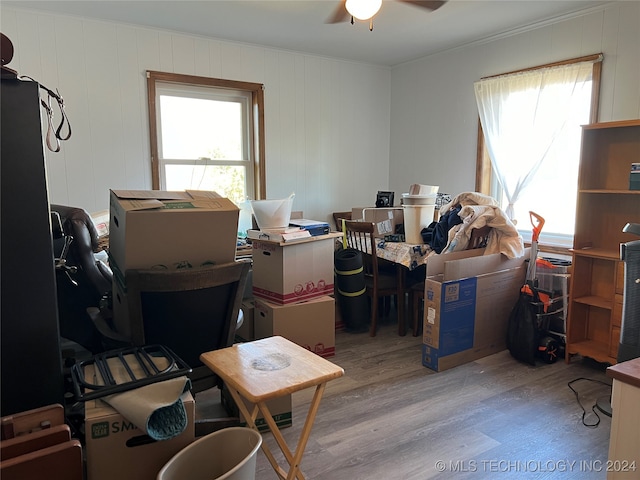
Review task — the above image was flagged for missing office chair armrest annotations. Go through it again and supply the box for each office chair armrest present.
[86,307,131,345]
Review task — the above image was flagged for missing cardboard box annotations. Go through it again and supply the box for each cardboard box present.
[254,296,336,357]
[421,250,528,372]
[235,299,255,342]
[109,189,239,272]
[351,207,404,237]
[220,384,292,432]
[85,392,195,480]
[251,234,339,305]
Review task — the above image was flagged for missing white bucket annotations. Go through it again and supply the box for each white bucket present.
[157,427,262,480]
[401,193,438,205]
[403,204,436,244]
[251,194,294,230]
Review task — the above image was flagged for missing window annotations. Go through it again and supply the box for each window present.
[146,71,266,205]
[474,55,602,252]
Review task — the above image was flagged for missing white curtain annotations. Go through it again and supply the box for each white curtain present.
[473,61,596,223]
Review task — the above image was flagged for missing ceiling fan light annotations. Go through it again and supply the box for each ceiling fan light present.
[345,0,382,21]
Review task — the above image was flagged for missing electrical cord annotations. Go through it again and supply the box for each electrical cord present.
[567,377,612,428]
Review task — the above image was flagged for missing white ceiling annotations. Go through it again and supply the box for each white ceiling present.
[5,0,610,66]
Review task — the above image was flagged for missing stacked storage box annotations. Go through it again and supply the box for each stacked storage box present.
[107,189,240,336]
[249,232,343,358]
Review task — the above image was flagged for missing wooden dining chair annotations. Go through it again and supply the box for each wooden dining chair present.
[332,211,352,232]
[343,220,405,337]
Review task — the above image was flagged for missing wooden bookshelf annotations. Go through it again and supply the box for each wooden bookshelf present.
[566,119,640,365]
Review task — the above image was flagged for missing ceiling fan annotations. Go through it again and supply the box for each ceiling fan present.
[327,0,447,31]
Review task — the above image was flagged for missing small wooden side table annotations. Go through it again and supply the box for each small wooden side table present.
[200,336,344,480]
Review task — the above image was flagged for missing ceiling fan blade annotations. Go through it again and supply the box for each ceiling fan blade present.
[399,0,447,11]
[326,0,350,24]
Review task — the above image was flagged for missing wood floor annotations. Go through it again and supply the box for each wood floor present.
[198,320,614,480]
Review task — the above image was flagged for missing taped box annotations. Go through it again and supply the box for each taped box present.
[85,392,194,480]
[109,189,238,272]
[254,296,335,358]
[221,384,292,432]
[251,233,340,305]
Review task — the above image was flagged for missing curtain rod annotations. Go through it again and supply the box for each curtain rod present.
[481,53,603,80]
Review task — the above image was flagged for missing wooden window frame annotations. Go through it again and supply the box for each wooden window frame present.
[146,70,266,199]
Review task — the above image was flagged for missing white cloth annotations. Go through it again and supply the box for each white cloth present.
[442,204,525,259]
[439,191,499,216]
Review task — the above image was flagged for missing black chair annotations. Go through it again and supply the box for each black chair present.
[91,261,250,394]
[50,204,112,353]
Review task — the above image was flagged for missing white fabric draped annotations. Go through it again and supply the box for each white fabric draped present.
[473,61,596,223]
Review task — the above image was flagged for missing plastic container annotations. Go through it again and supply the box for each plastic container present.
[401,193,437,205]
[403,204,436,244]
[251,194,294,230]
[157,427,262,480]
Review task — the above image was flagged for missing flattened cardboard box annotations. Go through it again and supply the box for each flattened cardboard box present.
[85,391,195,480]
[251,234,339,305]
[254,296,336,358]
[109,189,238,272]
[421,250,528,372]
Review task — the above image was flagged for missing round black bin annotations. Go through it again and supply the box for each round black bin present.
[334,248,369,333]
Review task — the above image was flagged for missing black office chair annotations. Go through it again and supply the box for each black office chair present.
[50,204,113,353]
[91,261,250,393]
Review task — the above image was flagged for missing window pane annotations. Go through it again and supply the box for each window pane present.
[159,95,243,160]
[165,164,247,205]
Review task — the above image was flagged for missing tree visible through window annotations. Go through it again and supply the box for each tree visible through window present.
[474,55,602,251]
[146,71,266,205]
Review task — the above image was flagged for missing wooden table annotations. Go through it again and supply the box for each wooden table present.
[367,240,432,335]
[200,336,344,480]
[606,357,640,479]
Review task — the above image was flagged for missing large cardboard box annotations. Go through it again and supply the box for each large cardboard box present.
[421,250,528,372]
[109,189,239,273]
[220,384,292,432]
[351,207,404,237]
[251,234,339,305]
[254,296,336,358]
[85,392,195,480]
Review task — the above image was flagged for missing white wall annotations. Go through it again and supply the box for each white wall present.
[389,2,640,198]
[1,7,391,223]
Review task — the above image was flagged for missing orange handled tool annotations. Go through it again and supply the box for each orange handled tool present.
[530,211,545,243]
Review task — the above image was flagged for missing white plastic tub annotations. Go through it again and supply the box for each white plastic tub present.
[251,194,294,230]
[401,193,438,205]
[157,427,262,480]
[403,204,436,244]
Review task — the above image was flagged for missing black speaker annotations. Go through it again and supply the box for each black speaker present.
[618,228,640,363]
[595,223,640,417]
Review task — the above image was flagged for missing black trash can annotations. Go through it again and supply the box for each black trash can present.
[334,248,369,333]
